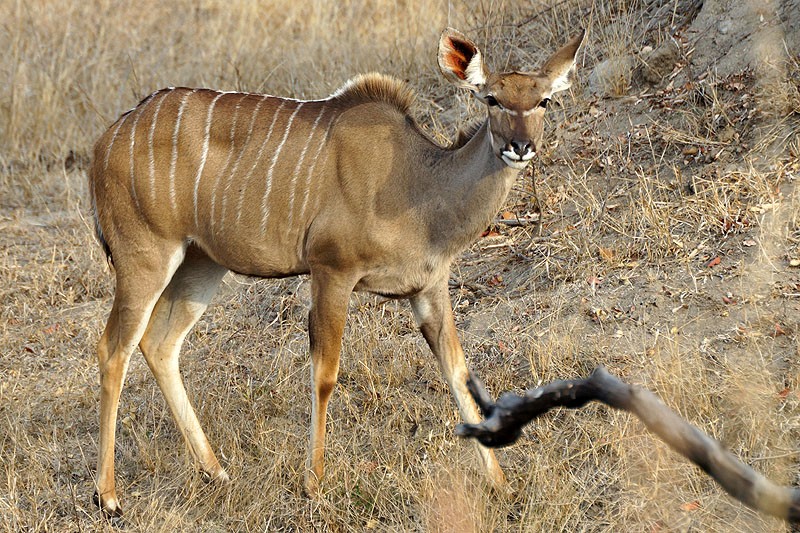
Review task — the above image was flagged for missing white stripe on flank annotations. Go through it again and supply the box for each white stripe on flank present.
[193,92,225,229]
[308,130,336,218]
[260,102,304,234]
[128,105,146,210]
[220,95,268,230]
[234,100,287,225]
[298,113,337,221]
[169,89,197,214]
[210,94,248,238]
[148,91,170,205]
[286,105,325,224]
[103,117,126,171]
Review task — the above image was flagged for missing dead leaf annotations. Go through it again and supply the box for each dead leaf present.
[501,211,516,220]
[43,324,59,335]
[680,501,700,512]
[487,274,503,286]
[481,229,502,238]
[742,239,757,247]
[778,387,791,399]
[722,296,735,304]
[774,322,788,337]
[707,256,721,267]
[598,247,615,262]
[682,146,699,156]
[359,461,379,473]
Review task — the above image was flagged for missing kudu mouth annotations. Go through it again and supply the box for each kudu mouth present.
[499,140,535,170]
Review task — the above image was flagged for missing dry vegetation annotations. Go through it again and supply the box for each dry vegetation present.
[1,0,799,531]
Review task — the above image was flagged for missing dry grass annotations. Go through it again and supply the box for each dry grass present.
[2,0,799,531]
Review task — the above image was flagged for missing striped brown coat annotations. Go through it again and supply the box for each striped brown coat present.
[90,28,584,515]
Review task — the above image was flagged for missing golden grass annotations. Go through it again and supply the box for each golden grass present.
[1,0,799,531]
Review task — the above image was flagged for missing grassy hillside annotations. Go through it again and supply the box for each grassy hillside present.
[1,0,798,530]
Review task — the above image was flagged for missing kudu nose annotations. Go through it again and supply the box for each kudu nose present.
[509,140,532,158]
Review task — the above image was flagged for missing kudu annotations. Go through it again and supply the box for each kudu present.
[89,28,584,515]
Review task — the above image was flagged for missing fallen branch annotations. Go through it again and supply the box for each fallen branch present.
[493,216,539,227]
[455,366,800,523]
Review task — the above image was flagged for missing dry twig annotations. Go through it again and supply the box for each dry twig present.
[457,367,800,523]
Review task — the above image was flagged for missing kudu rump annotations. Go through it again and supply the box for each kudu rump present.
[90,28,584,514]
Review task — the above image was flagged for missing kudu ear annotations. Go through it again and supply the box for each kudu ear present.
[540,29,585,95]
[438,28,488,91]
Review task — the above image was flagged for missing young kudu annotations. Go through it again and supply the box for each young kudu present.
[90,28,584,515]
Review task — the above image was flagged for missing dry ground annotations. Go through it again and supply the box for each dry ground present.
[1,0,799,531]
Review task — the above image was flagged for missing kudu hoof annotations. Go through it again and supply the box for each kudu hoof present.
[93,490,124,519]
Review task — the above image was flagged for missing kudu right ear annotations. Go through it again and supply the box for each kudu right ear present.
[438,28,487,92]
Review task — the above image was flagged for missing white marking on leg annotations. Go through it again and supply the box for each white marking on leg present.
[298,114,338,221]
[193,93,225,229]
[410,298,433,326]
[287,105,325,224]
[210,94,248,239]
[260,102,304,234]
[169,89,197,215]
[221,95,268,230]
[124,245,187,354]
[148,91,170,205]
[234,100,287,225]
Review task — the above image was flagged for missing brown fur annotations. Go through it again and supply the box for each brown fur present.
[450,120,483,150]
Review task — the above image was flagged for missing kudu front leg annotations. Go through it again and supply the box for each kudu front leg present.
[304,268,355,495]
[410,283,506,489]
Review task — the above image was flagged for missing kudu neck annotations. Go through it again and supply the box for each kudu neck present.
[425,118,521,258]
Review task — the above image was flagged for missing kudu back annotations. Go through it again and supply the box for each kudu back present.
[90,28,584,515]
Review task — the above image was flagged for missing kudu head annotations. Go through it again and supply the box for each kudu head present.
[438,28,585,169]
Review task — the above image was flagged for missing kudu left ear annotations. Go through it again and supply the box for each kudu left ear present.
[540,29,585,94]
[438,28,488,92]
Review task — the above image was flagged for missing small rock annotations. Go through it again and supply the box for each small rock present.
[586,56,635,97]
[718,126,736,143]
[633,41,680,86]
[790,259,800,267]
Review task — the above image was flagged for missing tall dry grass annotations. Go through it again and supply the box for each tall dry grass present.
[1,0,799,531]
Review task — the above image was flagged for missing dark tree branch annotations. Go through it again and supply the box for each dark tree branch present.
[456,366,800,523]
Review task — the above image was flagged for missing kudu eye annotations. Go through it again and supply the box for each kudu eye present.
[538,98,551,109]
[485,95,499,107]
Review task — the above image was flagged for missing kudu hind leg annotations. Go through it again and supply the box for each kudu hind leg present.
[410,284,506,489]
[139,245,229,482]
[95,243,186,516]
[305,269,355,495]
